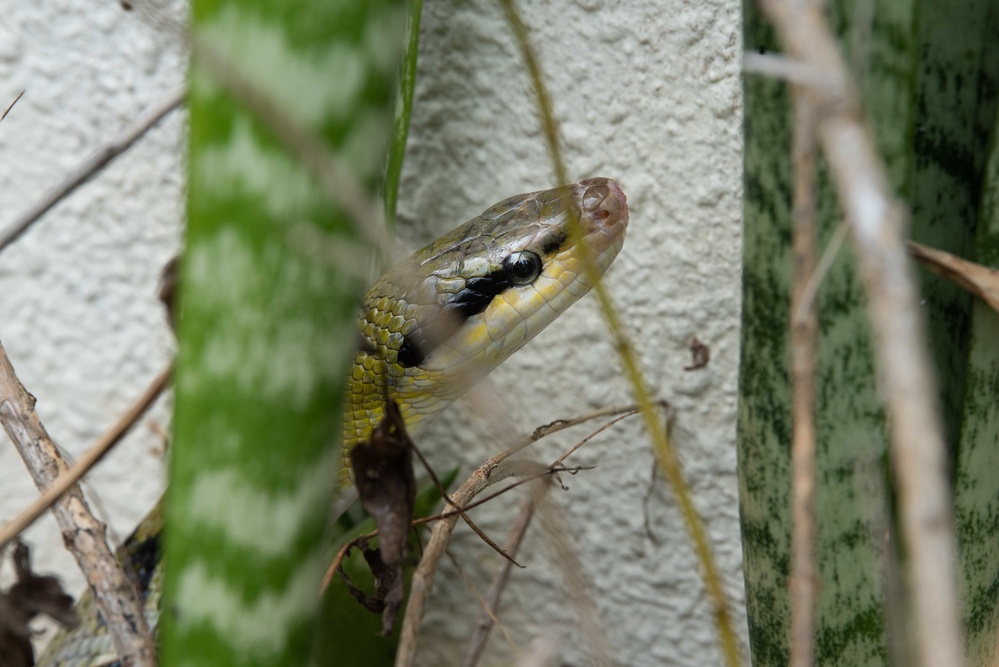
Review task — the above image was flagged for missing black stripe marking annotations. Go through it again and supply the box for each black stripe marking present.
[540,230,567,256]
[398,270,513,368]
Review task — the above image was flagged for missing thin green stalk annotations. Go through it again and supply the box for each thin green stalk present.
[384,0,423,223]
[498,1,742,665]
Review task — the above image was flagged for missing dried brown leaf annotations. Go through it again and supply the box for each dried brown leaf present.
[348,401,416,636]
[349,401,416,568]
[336,542,404,637]
[0,542,79,667]
[909,241,999,313]
[684,336,711,371]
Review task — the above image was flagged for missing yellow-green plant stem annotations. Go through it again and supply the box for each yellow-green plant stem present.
[497,1,742,665]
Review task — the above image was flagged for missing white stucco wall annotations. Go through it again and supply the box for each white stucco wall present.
[0,0,186,635]
[0,1,745,665]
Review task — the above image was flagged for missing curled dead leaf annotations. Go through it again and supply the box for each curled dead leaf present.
[908,241,999,313]
[0,541,79,667]
[348,401,416,635]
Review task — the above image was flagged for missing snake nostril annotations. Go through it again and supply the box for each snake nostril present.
[594,209,610,221]
[582,188,608,212]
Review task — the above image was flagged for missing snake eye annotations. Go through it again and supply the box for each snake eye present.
[502,251,542,286]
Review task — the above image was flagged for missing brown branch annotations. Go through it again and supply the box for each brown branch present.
[395,465,493,667]
[324,402,632,649]
[423,465,589,522]
[395,402,648,666]
[409,435,522,568]
[757,2,966,666]
[1,90,24,125]
[789,85,819,667]
[460,484,548,667]
[536,492,613,667]
[447,549,523,661]
[0,340,155,667]
[0,364,171,551]
[494,402,665,465]
[908,241,999,313]
[0,86,185,255]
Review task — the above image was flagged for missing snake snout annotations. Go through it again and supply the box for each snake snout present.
[580,177,628,235]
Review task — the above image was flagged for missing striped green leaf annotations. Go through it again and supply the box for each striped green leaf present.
[162,1,407,664]
[741,2,999,665]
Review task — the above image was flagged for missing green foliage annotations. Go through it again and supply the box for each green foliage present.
[740,2,999,665]
[957,95,999,665]
[163,1,410,664]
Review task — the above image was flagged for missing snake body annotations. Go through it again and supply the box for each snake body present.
[37,178,628,667]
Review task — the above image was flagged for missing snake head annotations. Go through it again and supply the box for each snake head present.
[347,178,628,446]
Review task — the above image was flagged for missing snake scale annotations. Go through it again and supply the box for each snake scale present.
[37,177,628,666]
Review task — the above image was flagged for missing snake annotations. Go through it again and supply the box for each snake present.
[36,177,628,667]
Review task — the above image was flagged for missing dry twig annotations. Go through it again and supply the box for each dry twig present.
[0,364,171,551]
[0,86,185,255]
[395,463,502,667]
[395,402,642,667]
[758,2,965,666]
[788,85,819,667]
[460,485,548,667]
[908,241,999,313]
[0,340,155,667]
[1,91,24,125]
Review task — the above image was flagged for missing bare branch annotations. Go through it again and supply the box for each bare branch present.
[0,364,171,551]
[0,340,155,667]
[742,52,827,89]
[1,90,24,125]
[908,241,999,313]
[757,2,965,665]
[494,402,665,465]
[789,85,819,667]
[0,86,185,255]
[396,402,651,667]
[395,465,492,667]
[460,485,548,667]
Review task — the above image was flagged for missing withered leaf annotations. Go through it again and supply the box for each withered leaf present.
[908,241,999,314]
[0,541,79,667]
[348,401,416,636]
[349,400,416,568]
[684,336,710,371]
[337,542,405,637]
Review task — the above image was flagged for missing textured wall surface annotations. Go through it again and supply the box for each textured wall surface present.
[0,0,186,638]
[0,1,746,664]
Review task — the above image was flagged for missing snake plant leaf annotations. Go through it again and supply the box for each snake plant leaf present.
[956,96,999,666]
[741,1,999,665]
[163,0,407,665]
